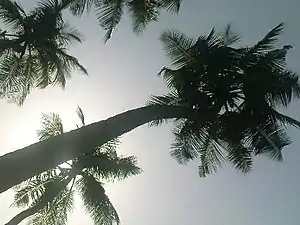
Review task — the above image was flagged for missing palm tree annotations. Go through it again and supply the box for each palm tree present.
[1,23,300,193]
[148,23,300,176]
[0,0,87,105]
[5,106,141,225]
[63,0,182,42]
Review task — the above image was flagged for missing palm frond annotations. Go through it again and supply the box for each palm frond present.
[147,90,180,106]
[76,105,85,126]
[252,124,290,161]
[96,0,125,42]
[226,143,252,173]
[77,175,120,225]
[196,133,225,177]
[160,0,181,13]
[268,70,300,107]
[82,153,142,182]
[59,23,83,45]
[246,23,284,54]
[271,109,300,129]
[160,29,196,67]
[56,47,88,75]
[27,182,74,225]
[36,112,64,141]
[0,0,24,29]
[170,122,225,176]
[11,169,59,208]
[219,24,241,46]
[127,0,160,33]
[67,0,96,16]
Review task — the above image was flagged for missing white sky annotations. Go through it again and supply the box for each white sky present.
[1,0,300,224]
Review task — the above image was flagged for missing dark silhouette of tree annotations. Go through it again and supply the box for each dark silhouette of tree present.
[5,107,141,225]
[0,23,299,194]
[63,0,182,42]
[0,0,87,105]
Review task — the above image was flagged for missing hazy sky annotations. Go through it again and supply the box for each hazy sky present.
[1,0,300,224]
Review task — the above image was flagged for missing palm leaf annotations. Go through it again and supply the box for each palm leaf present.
[127,0,160,33]
[27,182,75,225]
[271,109,300,129]
[77,175,120,225]
[96,0,125,42]
[82,151,142,182]
[59,23,83,45]
[0,0,24,29]
[226,143,252,173]
[219,24,241,46]
[36,112,64,141]
[12,169,59,208]
[76,105,85,126]
[160,0,181,13]
[67,0,96,16]
[253,125,290,161]
[245,23,284,55]
[160,29,196,67]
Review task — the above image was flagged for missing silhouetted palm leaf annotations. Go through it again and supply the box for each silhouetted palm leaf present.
[76,174,120,225]
[64,0,184,41]
[36,113,64,141]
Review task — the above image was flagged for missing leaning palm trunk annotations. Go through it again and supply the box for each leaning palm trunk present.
[0,105,199,193]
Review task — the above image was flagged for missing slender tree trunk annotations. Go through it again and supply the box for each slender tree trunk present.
[5,175,74,225]
[0,105,204,193]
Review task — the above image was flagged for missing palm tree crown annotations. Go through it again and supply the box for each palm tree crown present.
[8,106,141,225]
[148,23,300,177]
[64,0,182,42]
[0,0,87,105]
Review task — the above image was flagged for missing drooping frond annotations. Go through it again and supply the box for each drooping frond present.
[36,112,64,141]
[77,175,120,225]
[27,184,75,225]
[0,54,41,105]
[79,140,142,182]
[252,124,291,161]
[226,143,252,173]
[11,169,59,208]
[76,105,85,126]
[66,0,96,16]
[147,90,180,106]
[267,70,300,107]
[160,29,196,67]
[55,47,88,75]
[59,23,83,45]
[96,0,125,42]
[245,23,284,55]
[160,0,181,13]
[271,109,300,129]
[170,122,225,177]
[0,0,24,29]
[127,0,160,33]
[219,24,241,46]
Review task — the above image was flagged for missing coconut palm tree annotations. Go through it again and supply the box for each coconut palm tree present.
[1,23,299,193]
[5,106,141,225]
[63,0,182,42]
[0,0,87,105]
[148,23,300,176]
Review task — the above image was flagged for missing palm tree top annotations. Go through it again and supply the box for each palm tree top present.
[0,0,87,105]
[148,23,300,177]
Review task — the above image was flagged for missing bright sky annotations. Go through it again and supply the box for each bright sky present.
[1,0,300,224]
